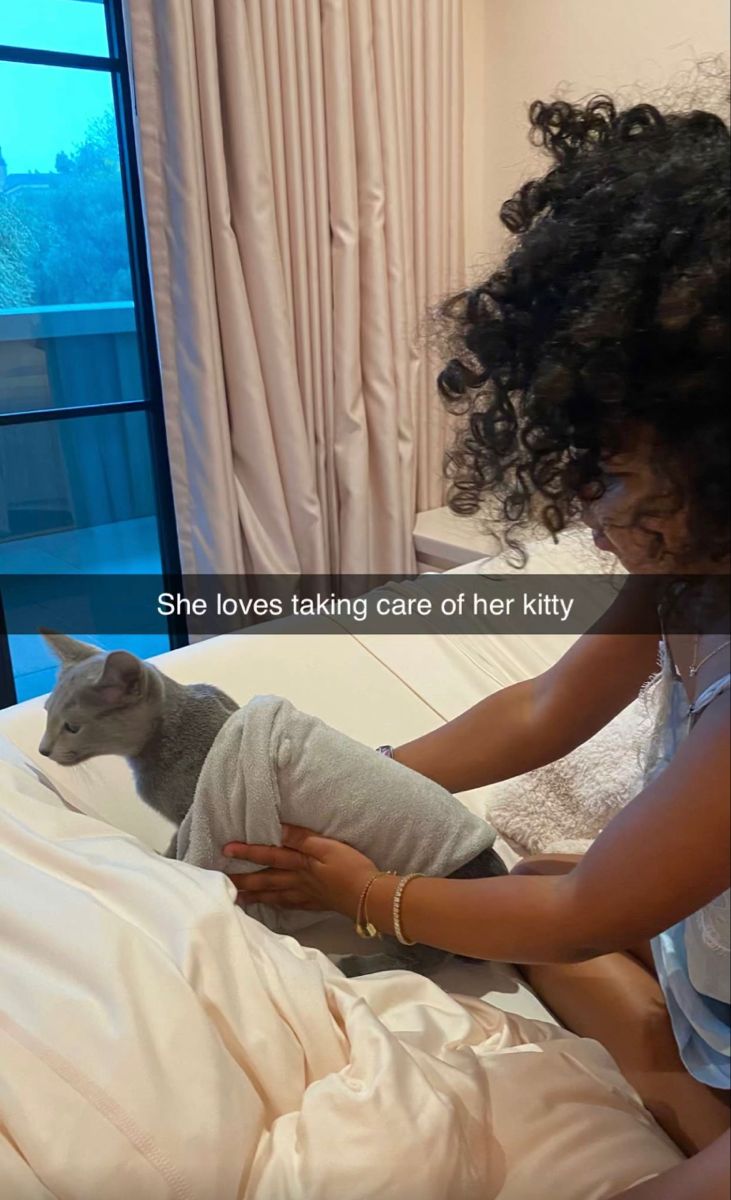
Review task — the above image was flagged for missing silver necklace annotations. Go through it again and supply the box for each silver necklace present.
[689,634,731,678]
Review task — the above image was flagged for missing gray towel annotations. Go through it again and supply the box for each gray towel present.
[170,695,496,934]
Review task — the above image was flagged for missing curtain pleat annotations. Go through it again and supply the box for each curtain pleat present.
[127,0,464,574]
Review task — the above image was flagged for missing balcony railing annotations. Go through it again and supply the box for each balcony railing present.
[0,300,154,541]
[0,299,142,416]
[0,299,137,342]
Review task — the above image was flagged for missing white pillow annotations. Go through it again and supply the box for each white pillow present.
[0,733,71,811]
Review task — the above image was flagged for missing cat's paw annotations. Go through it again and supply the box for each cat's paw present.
[335,952,408,977]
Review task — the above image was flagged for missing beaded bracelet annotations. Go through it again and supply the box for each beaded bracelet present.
[392,873,424,945]
[355,871,393,939]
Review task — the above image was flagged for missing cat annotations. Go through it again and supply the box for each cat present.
[39,631,507,975]
[38,631,238,826]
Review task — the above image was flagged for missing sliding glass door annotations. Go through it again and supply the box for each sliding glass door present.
[0,0,184,704]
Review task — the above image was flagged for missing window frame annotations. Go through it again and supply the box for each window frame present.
[0,0,187,708]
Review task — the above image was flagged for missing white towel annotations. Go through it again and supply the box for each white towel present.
[171,694,496,932]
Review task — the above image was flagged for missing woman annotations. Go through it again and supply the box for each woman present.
[225,93,730,1198]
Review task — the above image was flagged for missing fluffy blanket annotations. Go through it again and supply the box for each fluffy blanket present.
[486,691,657,856]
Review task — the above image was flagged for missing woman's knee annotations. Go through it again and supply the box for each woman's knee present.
[510,852,584,877]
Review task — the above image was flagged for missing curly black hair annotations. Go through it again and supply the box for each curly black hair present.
[436,93,730,565]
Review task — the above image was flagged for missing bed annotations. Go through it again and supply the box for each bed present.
[0,538,682,1199]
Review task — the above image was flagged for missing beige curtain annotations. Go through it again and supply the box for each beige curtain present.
[127,0,464,574]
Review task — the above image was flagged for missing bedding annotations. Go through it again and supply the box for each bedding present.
[0,764,682,1200]
[0,736,70,812]
[484,690,655,855]
[0,539,680,1196]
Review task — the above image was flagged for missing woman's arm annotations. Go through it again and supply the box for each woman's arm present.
[229,693,730,966]
[393,630,659,792]
[365,693,731,961]
[610,1131,730,1200]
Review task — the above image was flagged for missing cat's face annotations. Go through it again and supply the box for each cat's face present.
[38,632,161,765]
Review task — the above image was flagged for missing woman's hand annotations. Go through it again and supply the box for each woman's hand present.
[223,825,378,919]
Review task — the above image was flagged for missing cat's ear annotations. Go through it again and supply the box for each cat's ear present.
[40,629,101,665]
[92,650,144,707]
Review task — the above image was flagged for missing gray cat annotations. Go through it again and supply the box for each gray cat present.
[38,631,238,826]
[39,631,507,976]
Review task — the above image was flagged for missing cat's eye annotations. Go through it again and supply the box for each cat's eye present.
[63,722,80,735]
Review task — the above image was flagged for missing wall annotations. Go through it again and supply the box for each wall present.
[463,0,730,276]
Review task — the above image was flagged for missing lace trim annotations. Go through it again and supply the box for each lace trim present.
[692,892,731,955]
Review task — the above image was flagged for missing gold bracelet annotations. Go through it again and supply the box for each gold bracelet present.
[355,871,392,939]
[392,873,424,945]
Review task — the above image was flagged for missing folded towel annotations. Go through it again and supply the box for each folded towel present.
[170,694,496,933]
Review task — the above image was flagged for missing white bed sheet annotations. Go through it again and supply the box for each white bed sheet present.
[0,770,681,1200]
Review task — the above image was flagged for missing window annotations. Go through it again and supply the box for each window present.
[0,0,184,704]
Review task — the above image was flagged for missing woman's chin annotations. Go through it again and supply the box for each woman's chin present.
[591,529,617,554]
[590,531,640,572]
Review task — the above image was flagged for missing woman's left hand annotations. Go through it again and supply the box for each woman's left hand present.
[223,825,378,919]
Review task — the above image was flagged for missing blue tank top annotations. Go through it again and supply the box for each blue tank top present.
[646,648,730,1089]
